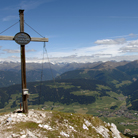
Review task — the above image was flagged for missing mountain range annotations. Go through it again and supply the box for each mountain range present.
[0,60,129,87]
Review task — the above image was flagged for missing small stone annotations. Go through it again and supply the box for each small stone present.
[11,134,20,138]
[20,135,26,138]
[7,117,12,122]
[20,130,25,135]
[43,124,52,130]
[83,124,88,130]
[38,124,43,128]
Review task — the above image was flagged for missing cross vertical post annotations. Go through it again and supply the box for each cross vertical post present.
[19,9,28,113]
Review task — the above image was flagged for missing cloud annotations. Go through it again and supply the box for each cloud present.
[2,0,54,11]
[48,42,124,59]
[128,39,138,46]
[3,49,36,53]
[0,46,2,49]
[93,54,112,57]
[26,49,36,52]
[108,33,138,39]
[19,0,46,11]
[2,0,55,21]
[109,16,138,19]
[94,35,138,54]
[95,38,126,45]
[2,16,18,21]
[3,0,55,11]
[0,56,20,62]
[8,56,20,59]
[120,39,138,53]
[26,36,138,63]
[129,33,137,38]
[3,49,20,53]
[120,45,138,53]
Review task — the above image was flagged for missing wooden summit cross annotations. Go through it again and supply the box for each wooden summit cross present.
[0,9,48,113]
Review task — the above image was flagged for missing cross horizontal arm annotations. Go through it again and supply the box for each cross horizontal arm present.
[0,35,49,42]
[31,37,48,42]
[0,36,13,40]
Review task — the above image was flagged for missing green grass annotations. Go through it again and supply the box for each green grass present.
[116,80,132,88]
[96,85,111,90]
[47,82,75,89]
[15,121,38,129]
[111,80,119,84]
[71,90,100,96]
[3,121,39,135]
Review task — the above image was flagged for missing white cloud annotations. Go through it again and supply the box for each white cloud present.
[120,39,138,53]
[2,16,18,21]
[40,37,137,63]
[2,0,55,12]
[48,42,124,59]
[0,56,20,62]
[26,49,36,52]
[9,55,20,59]
[19,0,46,11]
[3,49,36,53]
[3,49,20,53]
[109,16,138,19]
[129,33,137,38]
[120,45,138,53]
[93,54,112,57]
[120,46,138,53]
[95,38,126,45]
[128,39,138,46]
[2,0,55,21]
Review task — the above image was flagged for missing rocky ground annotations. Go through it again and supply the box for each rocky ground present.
[0,109,127,138]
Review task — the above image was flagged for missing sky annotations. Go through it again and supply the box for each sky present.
[1,0,138,63]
